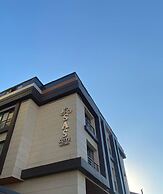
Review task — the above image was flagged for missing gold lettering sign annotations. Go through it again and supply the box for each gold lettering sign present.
[59,107,72,146]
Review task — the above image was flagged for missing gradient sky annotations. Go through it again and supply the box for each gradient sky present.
[0,1,163,194]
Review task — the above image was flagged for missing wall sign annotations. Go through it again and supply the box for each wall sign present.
[59,107,72,146]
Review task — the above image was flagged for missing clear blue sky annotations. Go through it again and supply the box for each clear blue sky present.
[0,1,162,193]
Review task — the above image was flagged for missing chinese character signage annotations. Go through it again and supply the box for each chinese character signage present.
[59,107,72,146]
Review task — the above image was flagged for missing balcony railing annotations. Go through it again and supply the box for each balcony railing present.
[88,156,99,172]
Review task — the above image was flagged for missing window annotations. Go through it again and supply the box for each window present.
[85,109,96,136]
[111,160,119,192]
[87,145,94,162]
[0,109,14,130]
[87,143,99,171]
[107,135,113,156]
[0,141,4,155]
[85,113,91,126]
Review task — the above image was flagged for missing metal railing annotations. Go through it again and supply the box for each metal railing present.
[88,156,99,172]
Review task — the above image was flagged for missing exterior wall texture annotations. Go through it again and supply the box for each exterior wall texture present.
[27,94,77,168]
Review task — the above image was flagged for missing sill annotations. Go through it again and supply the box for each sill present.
[84,125,98,143]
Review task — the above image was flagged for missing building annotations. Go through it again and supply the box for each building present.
[0,72,130,194]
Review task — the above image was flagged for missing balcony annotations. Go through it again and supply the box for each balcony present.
[88,156,99,172]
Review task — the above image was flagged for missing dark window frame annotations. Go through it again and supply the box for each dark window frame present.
[106,132,115,158]
[0,103,20,174]
[0,108,15,134]
[84,108,97,142]
[0,140,5,156]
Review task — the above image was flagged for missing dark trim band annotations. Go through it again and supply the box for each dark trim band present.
[21,157,113,194]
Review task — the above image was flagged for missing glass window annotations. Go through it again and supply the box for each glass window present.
[0,109,14,130]
[85,109,96,136]
[87,145,94,161]
[107,136,113,156]
[85,113,91,125]
[111,160,119,192]
[0,141,4,155]
[87,143,99,171]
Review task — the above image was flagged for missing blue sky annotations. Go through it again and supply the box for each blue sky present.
[0,1,163,193]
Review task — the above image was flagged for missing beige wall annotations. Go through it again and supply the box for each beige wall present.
[27,94,78,168]
[1,94,79,180]
[6,171,86,194]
